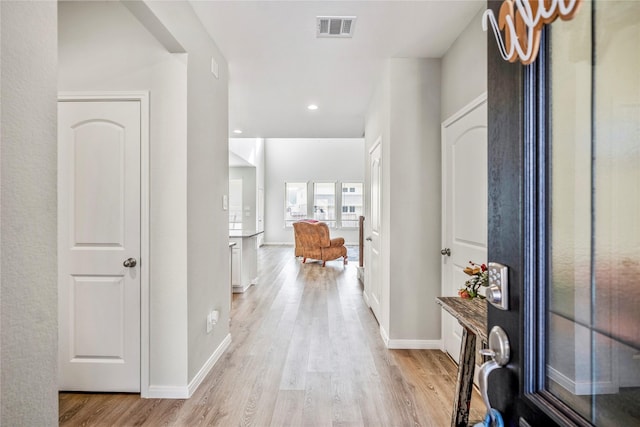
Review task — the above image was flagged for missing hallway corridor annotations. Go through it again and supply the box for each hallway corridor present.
[59,246,484,426]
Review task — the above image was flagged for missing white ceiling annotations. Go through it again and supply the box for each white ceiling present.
[190,1,485,139]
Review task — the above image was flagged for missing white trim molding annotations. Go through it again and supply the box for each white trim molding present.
[441,92,488,128]
[362,290,371,308]
[380,326,390,347]
[146,385,190,400]
[387,339,443,350]
[188,333,232,397]
[146,333,232,399]
[547,365,619,396]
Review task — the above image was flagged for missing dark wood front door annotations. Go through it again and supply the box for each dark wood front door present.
[486,1,640,426]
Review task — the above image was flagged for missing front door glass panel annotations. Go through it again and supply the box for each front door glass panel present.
[548,2,640,425]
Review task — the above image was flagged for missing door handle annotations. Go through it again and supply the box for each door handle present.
[365,236,372,241]
[477,326,510,412]
[440,248,451,256]
[478,360,500,415]
[123,258,137,268]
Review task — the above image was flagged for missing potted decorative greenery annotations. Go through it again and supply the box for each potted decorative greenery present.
[458,261,489,300]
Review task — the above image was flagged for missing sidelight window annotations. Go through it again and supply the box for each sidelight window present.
[532,3,640,426]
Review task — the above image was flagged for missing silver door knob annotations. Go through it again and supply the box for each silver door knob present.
[440,248,451,256]
[481,326,510,366]
[123,258,137,268]
[487,285,502,306]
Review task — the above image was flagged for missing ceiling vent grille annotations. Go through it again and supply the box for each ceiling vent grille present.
[316,16,357,38]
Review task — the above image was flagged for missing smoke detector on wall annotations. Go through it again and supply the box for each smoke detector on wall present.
[316,16,357,38]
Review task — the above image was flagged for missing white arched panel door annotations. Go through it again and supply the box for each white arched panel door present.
[366,138,382,321]
[441,97,488,361]
[58,99,141,392]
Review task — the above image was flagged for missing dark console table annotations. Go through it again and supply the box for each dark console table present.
[436,297,488,427]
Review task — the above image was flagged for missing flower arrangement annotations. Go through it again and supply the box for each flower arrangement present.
[458,261,489,300]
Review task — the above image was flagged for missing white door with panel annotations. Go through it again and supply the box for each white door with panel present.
[366,139,383,321]
[441,97,488,361]
[58,100,141,392]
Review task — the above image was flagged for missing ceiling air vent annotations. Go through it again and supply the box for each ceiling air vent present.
[316,16,357,38]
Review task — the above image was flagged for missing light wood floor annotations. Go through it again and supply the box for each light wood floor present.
[59,245,485,426]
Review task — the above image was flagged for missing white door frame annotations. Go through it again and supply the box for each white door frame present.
[440,92,487,355]
[58,91,150,397]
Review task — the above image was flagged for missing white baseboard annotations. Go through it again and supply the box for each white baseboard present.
[363,292,440,350]
[146,333,231,399]
[232,283,252,293]
[146,384,190,399]
[362,290,371,307]
[188,333,232,397]
[387,339,443,350]
[547,365,619,395]
[380,325,390,347]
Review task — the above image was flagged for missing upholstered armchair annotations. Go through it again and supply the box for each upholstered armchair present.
[293,219,319,257]
[292,221,348,267]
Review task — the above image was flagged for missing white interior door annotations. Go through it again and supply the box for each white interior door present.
[366,138,383,321]
[58,99,141,392]
[441,97,488,361]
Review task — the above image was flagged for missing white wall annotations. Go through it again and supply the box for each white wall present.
[59,0,190,391]
[59,0,230,393]
[229,167,257,230]
[389,59,442,341]
[264,138,365,245]
[1,1,59,424]
[230,138,266,238]
[143,1,230,384]
[364,59,442,344]
[438,9,488,349]
[441,8,487,121]
[363,7,488,347]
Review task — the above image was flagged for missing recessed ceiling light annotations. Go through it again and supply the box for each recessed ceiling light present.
[233,129,243,134]
[307,104,318,110]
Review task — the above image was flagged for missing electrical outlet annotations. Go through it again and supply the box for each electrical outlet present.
[206,313,213,333]
[211,57,219,79]
[206,310,220,334]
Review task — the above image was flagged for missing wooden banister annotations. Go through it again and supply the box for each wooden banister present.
[358,216,364,268]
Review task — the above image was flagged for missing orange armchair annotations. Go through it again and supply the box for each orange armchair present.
[293,221,348,267]
[293,219,319,257]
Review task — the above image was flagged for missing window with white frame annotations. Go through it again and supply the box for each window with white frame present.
[340,182,363,227]
[313,182,336,227]
[284,181,363,228]
[284,182,307,227]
